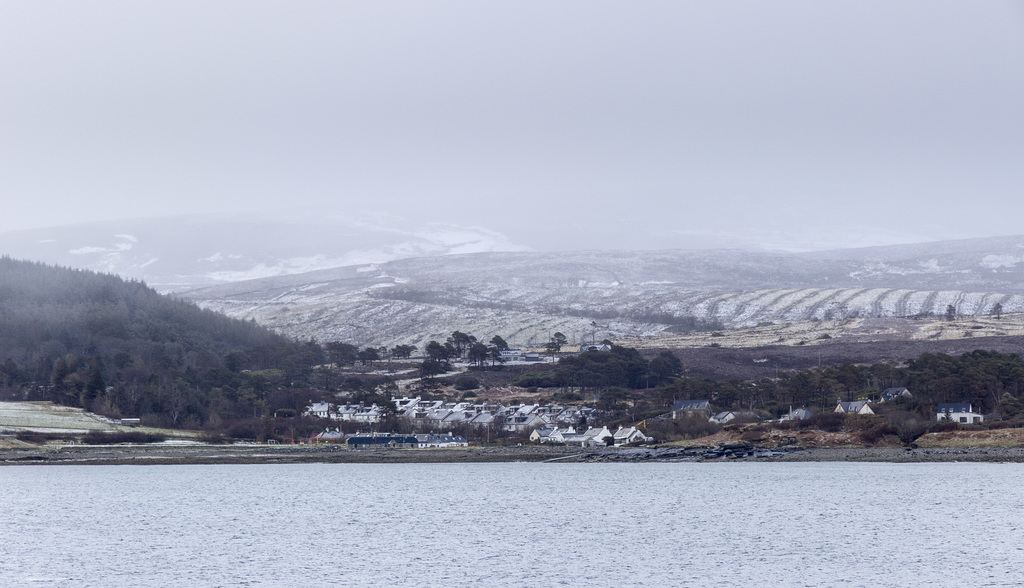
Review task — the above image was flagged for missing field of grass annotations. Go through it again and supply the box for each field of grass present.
[0,401,197,448]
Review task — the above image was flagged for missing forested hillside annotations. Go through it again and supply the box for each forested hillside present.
[0,257,322,429]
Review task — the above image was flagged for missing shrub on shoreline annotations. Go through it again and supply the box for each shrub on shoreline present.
[81,431,167,445]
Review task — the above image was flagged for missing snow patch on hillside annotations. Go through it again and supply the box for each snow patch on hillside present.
[413,225,529,254]
[981,254,1022,270]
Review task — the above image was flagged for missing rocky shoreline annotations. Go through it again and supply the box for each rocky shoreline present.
[3,442,1024,466]
[572,444,1024,463]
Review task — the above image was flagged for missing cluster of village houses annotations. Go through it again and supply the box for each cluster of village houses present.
[674,388,985,424]
[305,387,984,447]
[529,425,650,446]
[305,397,600,433]
[305,396,652,447]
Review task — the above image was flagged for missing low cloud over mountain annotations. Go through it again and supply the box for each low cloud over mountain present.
[0,214,527,291]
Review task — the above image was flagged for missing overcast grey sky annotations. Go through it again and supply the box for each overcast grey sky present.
[2,1,1023,252]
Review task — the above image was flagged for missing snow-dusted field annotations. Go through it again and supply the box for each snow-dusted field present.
[0,401,120,432]
[193,278,1024,348]
[183,240,1024,347]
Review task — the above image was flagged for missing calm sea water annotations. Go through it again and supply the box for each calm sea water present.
[1,462,1022,587]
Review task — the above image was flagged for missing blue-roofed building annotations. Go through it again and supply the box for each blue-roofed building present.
[346,434,419,449]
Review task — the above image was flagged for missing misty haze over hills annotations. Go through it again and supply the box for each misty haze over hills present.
[0,214,951,294]
[0,215,526,291]
[5,214,1023,289]
[4,1,1023,351]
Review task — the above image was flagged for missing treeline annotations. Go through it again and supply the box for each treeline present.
[0,257,323,429]
[656,350,1024,419]
[322,342,417,367]
[516,345,1024,422]
[516,345,683,391]
[419,331,511,377]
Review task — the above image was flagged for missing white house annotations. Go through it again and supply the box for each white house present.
[530,426,576,443]
[582,426,613,445]
[710,411,760,424]
[834,401,874,415]
[612,426,650,446]
[351,405,384,424]
[414,433,469,448]
[499,349,523,361]
[505,405,551,432]
[529,426,555,443]
[305,402,333,419]
[936,403,984,424]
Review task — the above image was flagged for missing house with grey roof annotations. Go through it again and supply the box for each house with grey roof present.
[529,426,575,443]
[672,399,711,420]
[469,412,498,427]
[710,411,761,424]
[506,413,549,432]
[559,433,601,447]
[582,426,613,445]
[529,426,556,443]
[779,407,814,421]
[834,400,874,415]
[313,428,345,443]
[554,427,611,448]
[350,405,384,423]
[304,402,333,419]
[612,426,651,446]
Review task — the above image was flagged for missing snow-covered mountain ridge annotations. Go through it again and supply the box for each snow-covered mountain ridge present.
[179,236,1024,347]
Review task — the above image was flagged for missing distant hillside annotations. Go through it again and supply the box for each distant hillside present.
[181,236,1024,347]
[0,257,322,428]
